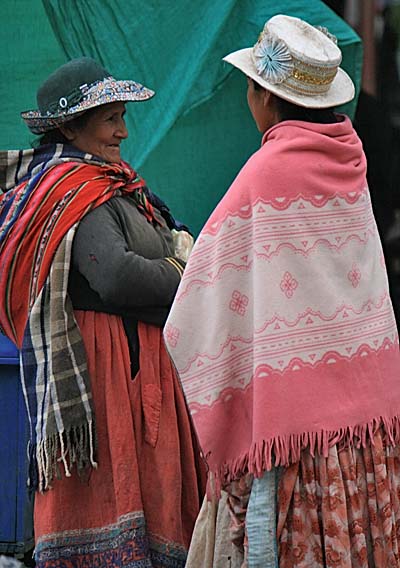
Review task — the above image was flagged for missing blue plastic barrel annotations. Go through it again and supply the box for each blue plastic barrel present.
[0,335,33,555]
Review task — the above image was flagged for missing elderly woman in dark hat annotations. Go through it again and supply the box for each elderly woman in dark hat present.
[0,57,204,567]
[166,14,400,567]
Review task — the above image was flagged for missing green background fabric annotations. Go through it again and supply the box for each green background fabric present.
[0,1,65,150]
[1,0,362,235]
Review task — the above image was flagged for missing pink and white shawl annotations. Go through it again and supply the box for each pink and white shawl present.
[165,116,400,492]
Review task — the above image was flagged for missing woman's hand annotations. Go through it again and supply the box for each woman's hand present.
[171,229,194,263]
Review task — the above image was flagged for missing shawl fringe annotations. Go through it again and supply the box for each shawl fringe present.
[29,420,97,493]
[208,414,400,498]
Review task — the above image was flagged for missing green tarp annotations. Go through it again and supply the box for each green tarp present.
[0,1,65,150]
[2,0,362,234]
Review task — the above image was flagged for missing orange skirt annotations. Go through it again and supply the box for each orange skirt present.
[34,312,205,567]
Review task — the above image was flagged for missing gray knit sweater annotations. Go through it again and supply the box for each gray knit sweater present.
[68,194,185,375]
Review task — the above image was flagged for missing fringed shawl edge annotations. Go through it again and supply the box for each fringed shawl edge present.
[207,413,400,498]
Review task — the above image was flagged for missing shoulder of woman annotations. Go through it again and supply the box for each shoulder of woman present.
[234,138,290,186]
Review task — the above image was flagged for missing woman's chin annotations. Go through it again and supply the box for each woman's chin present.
[102,147,121,163]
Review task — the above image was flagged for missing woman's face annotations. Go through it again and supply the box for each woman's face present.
[65,101,128,163]
[246,77,277,133]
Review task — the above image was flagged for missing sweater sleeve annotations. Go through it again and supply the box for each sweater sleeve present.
[71,201,184,309]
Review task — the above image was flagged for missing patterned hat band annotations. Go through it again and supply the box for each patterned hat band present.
[42,76,151,117]
[280,58,339,96]
[43,76,114,115]
[251,26,341,96]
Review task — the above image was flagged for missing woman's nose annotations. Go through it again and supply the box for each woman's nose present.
[117,120,128,139]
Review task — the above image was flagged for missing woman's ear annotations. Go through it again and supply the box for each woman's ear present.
[263,89,273,108]
[59,124,76,142]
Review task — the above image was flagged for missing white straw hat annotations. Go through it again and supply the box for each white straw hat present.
[223,14,355,109]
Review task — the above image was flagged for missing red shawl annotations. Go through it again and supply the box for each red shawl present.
[0,160,145,347]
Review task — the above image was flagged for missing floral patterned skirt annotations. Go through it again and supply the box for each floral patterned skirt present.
[278,428,400,567]
[187,427,400,567]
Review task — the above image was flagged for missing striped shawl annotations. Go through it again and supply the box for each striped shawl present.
[0,145,151,490]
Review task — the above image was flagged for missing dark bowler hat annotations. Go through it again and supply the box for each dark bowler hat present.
[21,57,154,134]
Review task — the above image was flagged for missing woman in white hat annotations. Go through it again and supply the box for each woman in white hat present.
[165,15,400,567]
[0,57,205,567]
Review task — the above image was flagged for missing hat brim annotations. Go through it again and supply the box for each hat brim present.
[223,48,355,109]
[21,79,155,134]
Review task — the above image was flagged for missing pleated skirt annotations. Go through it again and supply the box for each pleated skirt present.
[34,312,205,568]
